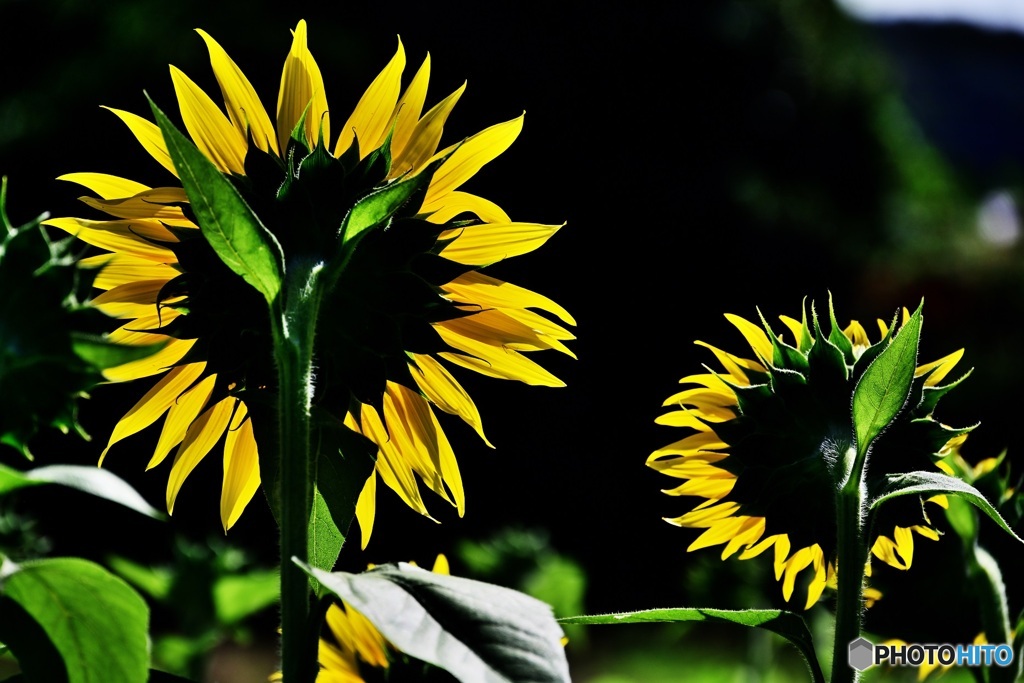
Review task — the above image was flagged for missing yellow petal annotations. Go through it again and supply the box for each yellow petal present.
[424,190,509,225]
[390,54,430,160]
[355,472,377,549]
[170,65,247,175]
[102,338,195,382]
[277,19,329,152]
[408,353,491,446]
[915,349,964,387]
[432,553,450,575]
[725,313,773,363]
[57,172,149,199]
[782,547,814,602]
[648,453,730,479]
[383,383,449,504]
[167,396,236,514]
[81,254,180,291]
[106,309,182,347]
[843,320,870,348]
[327,603,389,669]
[44,217,178,263]
[393,82,466,180]
[196,28,278,155]
[435,322,565,387]
[435,308,574,357]
[661,477,735,498]
[221,402,260,531]
[422,114,523,207]
[90,279,174,319]
[442,271,575,326]
[149,373,216,469]
[648,431,728,459]
[439,222,564,266]
[668,501,740,528]
[79,188,194,228]
[360,403,430,517]
[695,340,765,380]
[335,38,405,159]
[102,107,178,177]
[100,362,206,465]
[429,407,464,517]
[804,548,828,610]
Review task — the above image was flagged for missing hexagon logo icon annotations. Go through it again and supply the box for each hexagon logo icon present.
[848,638,875,671]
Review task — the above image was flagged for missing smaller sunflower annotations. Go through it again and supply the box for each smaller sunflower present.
[648,301,971,609]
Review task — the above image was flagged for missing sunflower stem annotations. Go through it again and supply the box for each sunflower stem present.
[271,262,323,683]
[831,470,869,683]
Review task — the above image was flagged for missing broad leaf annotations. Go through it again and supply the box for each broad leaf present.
[301,561,571,683]
[852,303,922,458]
[870,470,1023,543]
[148,96,284,305]
[0,558,149,683]
[560,608,824,683]
[0,464,162,518]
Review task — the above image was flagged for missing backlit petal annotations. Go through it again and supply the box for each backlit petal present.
[196,28,278,155]
[170,65,247,175]
[277,19,329,151]
[103,107,178,177]
[167,396,235,514]
[439,222,564,266]
[335,38,405,159]
[422,114,523,207]
[221,402,260,531]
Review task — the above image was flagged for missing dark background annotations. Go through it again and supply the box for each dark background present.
[2,0,1024,679]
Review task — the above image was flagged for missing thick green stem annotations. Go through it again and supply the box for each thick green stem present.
[271,266,322,683]
[831,447,870,683]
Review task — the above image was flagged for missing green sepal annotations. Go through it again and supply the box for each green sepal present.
[826,293,855,365]
[758,309,808,374]
[869,470,1023,544]
[0,557,150,683]
[560,608,824,683]
[794,297,814,353]
[916,369,972,417]
[851,302,922,459]
[808,303,849,382]
[69,333,165,370]
[299,561,572,683]
[338,156,437,248]
[148,95,285,306]
[287,101,313,158]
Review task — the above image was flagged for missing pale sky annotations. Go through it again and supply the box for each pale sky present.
[836,0,1024,34]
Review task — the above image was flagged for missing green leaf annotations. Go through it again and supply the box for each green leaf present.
[301,561,571,683]
[212,569,279,625]
[106,555,173,602]
[0,557,149,683]
[148,96,284,305]
[0,464,163,518]
[852,302,922,458]
[313,412,377,536]
[870,470,1023,543]
[560,608,824,683]
[69,333,165,371]
[307,487,342,595]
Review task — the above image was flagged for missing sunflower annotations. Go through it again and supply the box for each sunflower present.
[647,302,970,609]
[46,21,573,538]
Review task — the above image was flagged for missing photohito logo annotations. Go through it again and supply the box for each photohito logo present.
[848,637,1015,672]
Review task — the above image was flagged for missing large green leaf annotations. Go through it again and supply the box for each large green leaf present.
[148,96,284,305]
[300,561,571,683]
[0,557,149,683]
[852,303,922,458]
[560,608,824,683]
[0,463,162,518]
[870,470,1023,543]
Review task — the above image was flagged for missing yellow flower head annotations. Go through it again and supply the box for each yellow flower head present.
[648,301,970,609]
[47,21,573,539]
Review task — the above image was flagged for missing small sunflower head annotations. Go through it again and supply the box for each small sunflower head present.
[648,298,973,608]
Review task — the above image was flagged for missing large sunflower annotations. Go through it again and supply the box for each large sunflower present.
[647,302,969,609]
[46,21,573,539]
